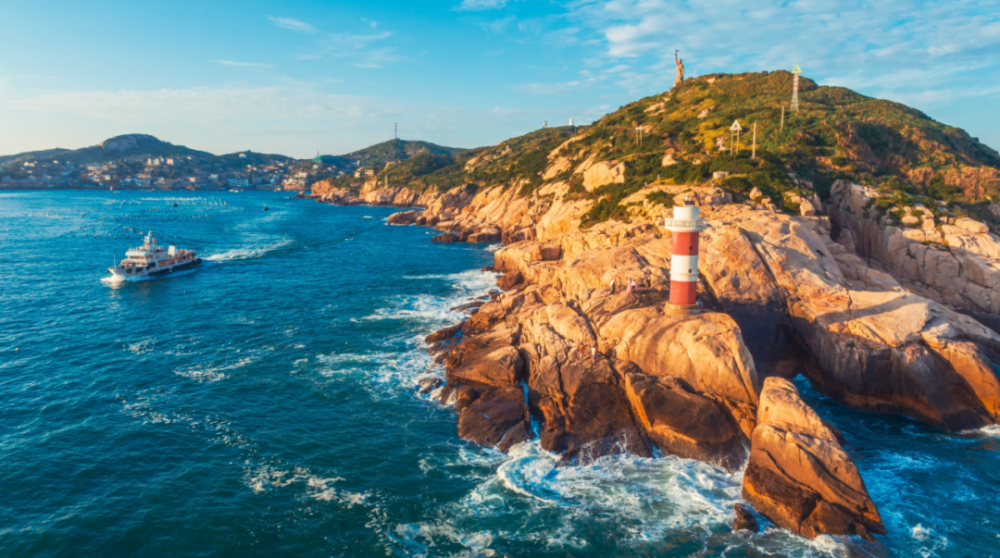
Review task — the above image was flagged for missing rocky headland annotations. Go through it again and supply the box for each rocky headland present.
[302,71,1000,543]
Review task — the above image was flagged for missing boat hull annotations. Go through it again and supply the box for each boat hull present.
[105,258,202,282]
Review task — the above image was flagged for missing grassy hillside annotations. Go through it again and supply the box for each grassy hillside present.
[337,71,1000,226]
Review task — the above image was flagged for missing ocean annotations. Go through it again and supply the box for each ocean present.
[1,190,997,557]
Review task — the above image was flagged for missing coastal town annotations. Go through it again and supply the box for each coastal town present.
[0,151,334,192]
[0,133,433,193]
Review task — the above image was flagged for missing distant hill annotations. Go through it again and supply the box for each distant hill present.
[43,134,215,164]
[0,148,70,165]
[1,136,458,169]
[339,139,467,169]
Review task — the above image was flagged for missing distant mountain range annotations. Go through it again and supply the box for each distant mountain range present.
[0,135,465,168]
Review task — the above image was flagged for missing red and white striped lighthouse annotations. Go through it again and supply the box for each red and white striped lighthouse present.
[664,196,708,314]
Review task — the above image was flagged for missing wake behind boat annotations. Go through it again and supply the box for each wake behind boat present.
[105,231,201,282]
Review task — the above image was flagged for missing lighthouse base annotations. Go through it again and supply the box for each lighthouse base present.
[664,301,703,316]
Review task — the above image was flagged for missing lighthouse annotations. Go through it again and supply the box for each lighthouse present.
[664,196,708,314]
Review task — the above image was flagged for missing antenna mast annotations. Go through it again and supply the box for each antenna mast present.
[394,122,398,140]
[791,65,802,112]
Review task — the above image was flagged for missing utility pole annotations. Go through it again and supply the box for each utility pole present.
[752,123,757,160]
[730,120,742,155]
[780,106,785,132]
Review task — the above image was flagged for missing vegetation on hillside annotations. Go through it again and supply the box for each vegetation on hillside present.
[326,71,1000,226]
[339,139,467,169]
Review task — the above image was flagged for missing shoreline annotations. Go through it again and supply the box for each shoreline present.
[299,175,1000,544]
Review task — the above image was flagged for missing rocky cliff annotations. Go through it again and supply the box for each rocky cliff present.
[302,71,1000,543]
[341,175,997,542]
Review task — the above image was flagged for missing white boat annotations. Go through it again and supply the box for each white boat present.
[106,231,201,282]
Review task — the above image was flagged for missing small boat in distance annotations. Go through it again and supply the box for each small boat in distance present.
[263,203,268,211]
[106,231,201,282]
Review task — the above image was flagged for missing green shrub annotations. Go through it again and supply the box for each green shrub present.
[646,191,675,207]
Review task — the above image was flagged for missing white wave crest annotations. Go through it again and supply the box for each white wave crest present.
[973,424,1000,437]
[242,465,368,506]
[206,237,292,261]
[175,356,258,383]
[125,339,155,354]
[363,294,463,325]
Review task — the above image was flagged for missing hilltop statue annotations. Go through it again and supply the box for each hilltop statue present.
[674,50,685,88]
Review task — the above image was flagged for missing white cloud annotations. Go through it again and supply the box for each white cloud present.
[456,0,508,12]
[561,0,1000,107]
[481,16,515,34]
[298,31,401,67]
[268,16,316,32]
[511,80,583,94]
[211,60,272,68]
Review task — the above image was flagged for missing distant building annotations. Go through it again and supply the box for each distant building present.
[238,153,247,159]
[226,177,249,187]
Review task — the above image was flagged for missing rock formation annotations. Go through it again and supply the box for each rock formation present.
[301,74,1000,541]
[742,377,885,540]
[829,180,1000,317]
[306,169,1000,540]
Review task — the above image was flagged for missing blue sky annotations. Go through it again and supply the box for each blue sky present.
[2,0,1000,158]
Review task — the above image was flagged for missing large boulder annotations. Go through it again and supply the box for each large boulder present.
[544,303,597,347]
[387,210,419,225]
[700,226,794,375]
[445,324,524,386]
[432,233,459,243]
[742,377,885,541]
[582,161,625,192]
[601,310,760,407]
[457,385,533,453]
[624,372,747,471]
[525,354,651,464]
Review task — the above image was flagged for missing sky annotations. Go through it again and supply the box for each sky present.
[2,0,1000,159]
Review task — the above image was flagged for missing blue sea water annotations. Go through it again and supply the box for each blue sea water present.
[1,190,998,557]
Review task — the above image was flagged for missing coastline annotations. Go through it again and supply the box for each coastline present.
[300,173,1000,546]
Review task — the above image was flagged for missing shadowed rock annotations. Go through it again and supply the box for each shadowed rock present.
[387,210,419,225]
[527,356,651,464]
[742,377,885,541]
[733,503,759,532]
[432,233,459,243]
[624,372,748,471]
[457,384,532,453]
